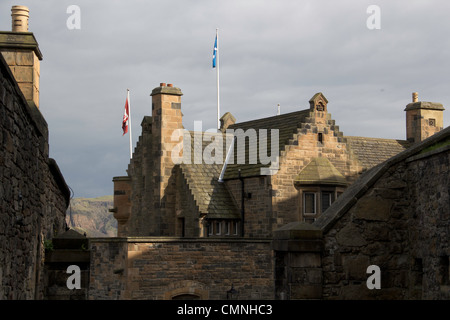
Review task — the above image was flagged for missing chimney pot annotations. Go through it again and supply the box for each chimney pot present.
[167,83,173,87]
[11,5,29,32]
[412,92,418,103]
[160,83,166,87]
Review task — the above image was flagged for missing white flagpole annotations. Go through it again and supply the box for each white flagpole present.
[216,28,220,131]
[127,89,133,159]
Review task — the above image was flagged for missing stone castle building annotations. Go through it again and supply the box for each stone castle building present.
[94,82,448,300]
[112,84,443,239]
[0,5,447,300]
[113,85,407,238]
[0,6,70,299]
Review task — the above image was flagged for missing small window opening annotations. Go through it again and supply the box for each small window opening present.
[321,192,332,212]
[303,193,316,215]
[233,221,239,236]
[207,222,213,236]
[429,118,436,127]
[318,133,323,144]
[224,221,230,235]
[215,221,221,235]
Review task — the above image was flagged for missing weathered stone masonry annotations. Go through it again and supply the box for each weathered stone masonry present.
[274,128,449,300]
[105,82,446,300]
[0,45,70,299]
[89,238,273,300]
[320,136,449,299]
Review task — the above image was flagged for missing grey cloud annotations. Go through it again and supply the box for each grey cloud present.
[1,0,448,197]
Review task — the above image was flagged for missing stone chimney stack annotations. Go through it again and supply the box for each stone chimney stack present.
[0,5,42,109]
[149,83,183,235]
[405,92,445,144]
[11,5,29,32]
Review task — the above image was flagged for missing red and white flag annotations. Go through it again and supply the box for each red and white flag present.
[122,89,133,159]
[122,94,129,135]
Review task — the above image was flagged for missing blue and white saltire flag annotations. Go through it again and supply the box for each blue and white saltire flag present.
[213,29,220,130]
[212,34,218,68]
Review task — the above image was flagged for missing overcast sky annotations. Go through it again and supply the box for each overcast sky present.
[1,0,449,198]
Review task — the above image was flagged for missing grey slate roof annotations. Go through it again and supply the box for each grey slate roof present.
[178,131,239,219]
[180,163,239,219]
[224,110,310,179]
[222,109,409,179]
[345,136,410,171]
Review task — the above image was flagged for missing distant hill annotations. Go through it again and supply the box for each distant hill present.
[65,195,117,237]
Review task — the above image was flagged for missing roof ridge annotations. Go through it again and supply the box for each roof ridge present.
[345,135,409,142]
[231,109,309,127]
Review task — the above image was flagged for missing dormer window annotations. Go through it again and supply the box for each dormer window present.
[294,157,348,223]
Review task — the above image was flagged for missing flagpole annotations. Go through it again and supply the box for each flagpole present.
[127,89,133,159]
[216,28,220,131]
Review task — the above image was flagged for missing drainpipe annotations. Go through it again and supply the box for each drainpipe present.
[238,169,245,237]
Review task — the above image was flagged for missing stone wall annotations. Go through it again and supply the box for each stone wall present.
[271,129,449,300]
[317,135,449,299]
[403,142,449,299]
[272,222,324,300]
[125,116,153,236]
[0,54,70,299]
[225,176,273,238]
[89,238,127,300]
[88,238,273,300]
